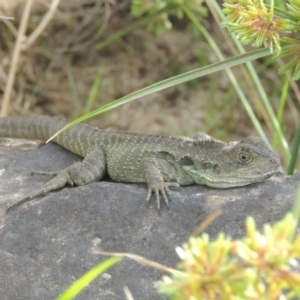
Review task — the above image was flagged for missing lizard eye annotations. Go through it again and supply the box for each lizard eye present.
[237,152,252,163]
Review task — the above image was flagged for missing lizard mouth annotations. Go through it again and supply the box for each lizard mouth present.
[195,168,279,189]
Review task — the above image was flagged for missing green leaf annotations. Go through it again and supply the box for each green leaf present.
[56,257,121,300]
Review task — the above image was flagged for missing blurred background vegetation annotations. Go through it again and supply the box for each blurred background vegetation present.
[0,0,299,170]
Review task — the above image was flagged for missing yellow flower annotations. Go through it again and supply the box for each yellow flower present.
[223,0,293,55]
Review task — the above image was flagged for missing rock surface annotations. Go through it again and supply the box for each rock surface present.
[0,140,299,300]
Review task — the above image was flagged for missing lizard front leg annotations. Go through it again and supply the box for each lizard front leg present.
[7,147,106,212]
[140,157,179,210]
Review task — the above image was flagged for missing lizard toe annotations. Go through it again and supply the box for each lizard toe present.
[146,182,179,210]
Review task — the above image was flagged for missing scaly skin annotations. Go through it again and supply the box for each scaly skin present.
[0,116,280,211]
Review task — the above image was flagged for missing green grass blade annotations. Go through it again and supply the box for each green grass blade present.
[288,124,300,175]
[47,48,271,141]
[56,257,121,300]
[273,75,289,149]
[67,60,81,114]
[84,65,105,114]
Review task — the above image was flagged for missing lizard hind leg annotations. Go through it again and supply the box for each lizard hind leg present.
[7,147,107,213]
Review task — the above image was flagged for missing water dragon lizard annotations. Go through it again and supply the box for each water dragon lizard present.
[0,116,280,211]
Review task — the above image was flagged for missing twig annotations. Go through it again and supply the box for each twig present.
[1,0,34,117]
[0,15,14,20]
[123,286,135,300]
[23,0,60,50]
[0,9,17,36]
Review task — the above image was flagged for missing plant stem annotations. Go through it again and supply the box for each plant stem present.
[1,0,34,116]
[288,125,300,175]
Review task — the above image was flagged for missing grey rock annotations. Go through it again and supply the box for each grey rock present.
[0,140,299,300]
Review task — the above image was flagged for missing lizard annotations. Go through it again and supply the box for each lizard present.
[0,115,280,212]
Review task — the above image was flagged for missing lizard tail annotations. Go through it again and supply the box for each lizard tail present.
[0,116,69,141]
[0,116,97,156]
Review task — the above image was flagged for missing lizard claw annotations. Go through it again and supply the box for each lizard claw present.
[146,182,179,210]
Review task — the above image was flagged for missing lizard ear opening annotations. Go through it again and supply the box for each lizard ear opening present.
[178,156,194,167]
[214,163,221,174]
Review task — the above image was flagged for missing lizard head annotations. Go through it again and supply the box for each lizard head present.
[180,136,280,188]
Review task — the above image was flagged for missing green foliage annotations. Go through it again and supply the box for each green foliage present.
[131,0,207,34]
[222,0,300,79]
[56,257,121,300]
[288,125,300,175]
[84,66,105,114]
[159,213,300,299]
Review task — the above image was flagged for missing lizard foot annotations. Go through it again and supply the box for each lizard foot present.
[146,182,179,210]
